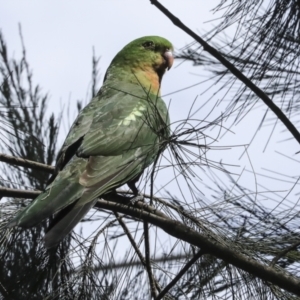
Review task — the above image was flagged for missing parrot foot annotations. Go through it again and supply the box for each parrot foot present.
[129,193,144,204]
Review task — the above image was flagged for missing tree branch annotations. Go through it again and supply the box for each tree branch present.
[156,249,205,300]
[271,241,300,267]
[84,253,193,273]
[0,153,55,174]
[114,211,146,266]
[0,187,40,199]
[144,221,159,297]
[95,198,300,297]
[150,0,300,146]
[3,186,300,295]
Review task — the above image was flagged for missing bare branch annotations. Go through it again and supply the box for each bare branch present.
[156,249,205,300]
[115,211,146,266]
[271,241,300,267]
[150,0,300,146]
[0,186,40,199]
[86,253,193,272]
[0,153,55,174]
[3,185,300,295]
[95,198,300,296]
[144,221,159,298]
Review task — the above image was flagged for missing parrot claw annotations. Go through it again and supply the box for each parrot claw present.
[129,193,144,204]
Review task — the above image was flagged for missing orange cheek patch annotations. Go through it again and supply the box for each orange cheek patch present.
[132,66,161,95]
[145,70,160,92]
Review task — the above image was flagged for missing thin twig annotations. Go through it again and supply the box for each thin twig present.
[144,221,159,298]
[150,0,300,146]
[115,212,161,295]
[271,241,300,267]
[114,212,146,265]
[82,253,193,273]
[156,249,205,300]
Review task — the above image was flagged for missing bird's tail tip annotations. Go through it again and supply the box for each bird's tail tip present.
[5,219,18,228]
[44,232,60,249]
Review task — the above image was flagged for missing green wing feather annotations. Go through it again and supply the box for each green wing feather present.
[9,83,169,248]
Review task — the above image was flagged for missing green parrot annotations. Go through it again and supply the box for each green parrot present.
[8,36,173,248]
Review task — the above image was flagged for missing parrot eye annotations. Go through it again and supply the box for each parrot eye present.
[142,41,155,49]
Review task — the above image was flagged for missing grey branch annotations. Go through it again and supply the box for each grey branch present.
[2,187,300,295]
[0,153,55,174]
[150,0,300,146]
[95,198,300,297]
[0,187,40,199]
[156,249,205,300]
[87,253,193,272]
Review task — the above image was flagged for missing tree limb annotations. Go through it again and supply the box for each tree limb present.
[156,249,205,300]
[144,221,159,297]
[85,253,193,273]
[0,187,40,199]
[3,187,300,295]
[150,0,300,146]
[95,198,300,297]
[0,153,55,174]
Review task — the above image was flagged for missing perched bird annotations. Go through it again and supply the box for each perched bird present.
[8,36,173,248]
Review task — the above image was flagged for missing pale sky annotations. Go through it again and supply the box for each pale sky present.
[1,1,219,108]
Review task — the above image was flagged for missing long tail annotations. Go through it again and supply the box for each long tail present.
[44,199,97,248]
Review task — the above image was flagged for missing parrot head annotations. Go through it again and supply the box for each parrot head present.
[104,36,174,94]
